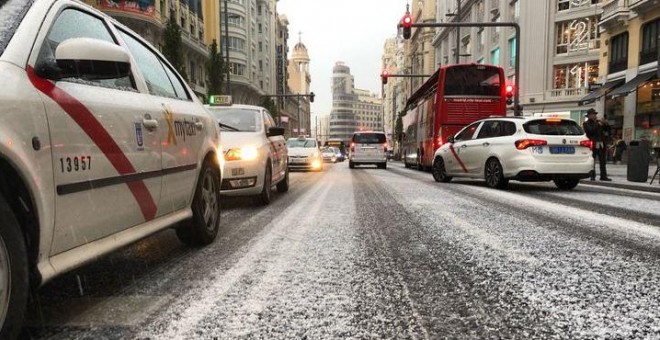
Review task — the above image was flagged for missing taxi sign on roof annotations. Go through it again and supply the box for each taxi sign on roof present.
[209,95,232,106]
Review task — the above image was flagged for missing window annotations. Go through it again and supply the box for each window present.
[609,32,629,73]
[508,37,516,67]
[558,0,599,11]
[229,62,246,76]
[553,62,598,89]
[228,15,243,27]
[38,9,135,90]
[455,122,481,141]
[228,37,245,52]
[640,19,660,65]
[258,41,262,52]
[258,23,262,34]
[477,121,516,139]
[491,47,500,66]
[523,119,583,135]
[555,17,600,55]
[509,0,519,21]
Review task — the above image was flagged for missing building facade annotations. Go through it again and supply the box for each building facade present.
[594,0,660,150]
[329,62,383,144]
[287,38,312,136]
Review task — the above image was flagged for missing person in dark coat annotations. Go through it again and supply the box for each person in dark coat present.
[583,108,611,181]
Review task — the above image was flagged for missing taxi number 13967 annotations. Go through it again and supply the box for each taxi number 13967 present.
[59,156,91,173]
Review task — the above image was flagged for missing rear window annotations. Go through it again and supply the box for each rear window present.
[0,0,34,56]
[287,139,317,148]
[352,133,386,144]
[443,65,501,96]
[523,119,584,136]
[208,107,261,132]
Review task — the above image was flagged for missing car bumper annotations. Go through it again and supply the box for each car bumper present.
[288,158,323,171]
[221,160,263,195]
[350,156,387,164]
[504,157,594,180]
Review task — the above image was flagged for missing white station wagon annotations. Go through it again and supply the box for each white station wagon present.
[431,117,594,189]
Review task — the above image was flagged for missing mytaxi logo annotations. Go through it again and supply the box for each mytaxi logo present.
[164,106,177,146]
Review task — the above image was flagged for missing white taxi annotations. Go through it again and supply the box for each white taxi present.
[0,1,222,337]
[431,117,594,189]
[287,136,323,171]
[206,102,289,205]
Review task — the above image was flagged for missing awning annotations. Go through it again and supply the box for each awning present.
[578,80,624,105]
[607,71,656,97]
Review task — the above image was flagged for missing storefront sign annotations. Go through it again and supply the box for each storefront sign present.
[100,0,156,17]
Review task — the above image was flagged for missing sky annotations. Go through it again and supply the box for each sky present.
[276,0,408,117]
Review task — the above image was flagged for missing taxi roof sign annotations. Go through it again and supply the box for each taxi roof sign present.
[209,95,232,106]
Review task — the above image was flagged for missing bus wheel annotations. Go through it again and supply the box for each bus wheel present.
[485,158,508,189]
[432,157,452,183]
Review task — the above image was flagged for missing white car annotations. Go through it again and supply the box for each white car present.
[431,117,594,189]
[349,131,388,169]
[0,1,222,337]
[287,136,323,171]
[321,147,338,163]
[206,104,289,205]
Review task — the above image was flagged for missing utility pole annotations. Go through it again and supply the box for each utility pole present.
[223,0,231,95]
[455,0,461,64]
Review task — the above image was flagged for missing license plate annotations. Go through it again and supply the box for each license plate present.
[292,158,305,163]
[549,146,575,154]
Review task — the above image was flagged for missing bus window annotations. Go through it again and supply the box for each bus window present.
[444,66,501,96]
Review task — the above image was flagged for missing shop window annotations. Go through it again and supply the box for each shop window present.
[553,62,598,89]
[555,17,599,55]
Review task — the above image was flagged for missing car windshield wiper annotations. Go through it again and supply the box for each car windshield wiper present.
[219,122,239,131]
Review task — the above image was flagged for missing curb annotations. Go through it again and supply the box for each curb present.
[580,179,660,193]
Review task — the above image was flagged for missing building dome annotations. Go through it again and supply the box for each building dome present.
[292,33,309,61]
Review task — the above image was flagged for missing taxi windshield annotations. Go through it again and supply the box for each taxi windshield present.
[209,108,261,132]
[287,139,317,148]
[0,0,33,56]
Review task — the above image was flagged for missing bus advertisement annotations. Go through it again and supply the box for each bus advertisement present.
[401,63,508,170]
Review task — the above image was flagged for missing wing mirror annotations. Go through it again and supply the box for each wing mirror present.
[36,38,131,81]
[267,126,285,137]
[447,136,455,143]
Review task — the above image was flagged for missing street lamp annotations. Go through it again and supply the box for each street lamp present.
[223,0,240,95]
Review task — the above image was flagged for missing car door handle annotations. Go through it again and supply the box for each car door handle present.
[195,122,204,130]
[142,117,158,131]
[460,144,467,148]
[482,142,490,147]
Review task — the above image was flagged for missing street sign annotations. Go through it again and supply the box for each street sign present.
[209,95,232,106]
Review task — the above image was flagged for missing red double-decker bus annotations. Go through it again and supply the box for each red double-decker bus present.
[401,63,509,170]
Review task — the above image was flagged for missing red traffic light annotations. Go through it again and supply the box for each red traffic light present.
[401,13,412,39]
[505,85,514,105]
[381,70,389,85]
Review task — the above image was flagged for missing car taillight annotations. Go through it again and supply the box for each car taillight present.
[350,142,355,153]
[382,143,387,151]
[580,140,593,150]
[515,139,547,150]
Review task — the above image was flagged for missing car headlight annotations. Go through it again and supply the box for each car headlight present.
[225,146,259,161]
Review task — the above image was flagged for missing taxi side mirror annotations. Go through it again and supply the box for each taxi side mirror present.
[37,38,132,81]
[267,126,285,137]
[447,136,455,144]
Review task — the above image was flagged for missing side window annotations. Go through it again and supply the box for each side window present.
[162,61,190,100]
[477,121,499,139]
[501,121,517,136]
[455,122,481,141]
[38,9,134,90]
[118,30,177,98]
[265,112,276,129]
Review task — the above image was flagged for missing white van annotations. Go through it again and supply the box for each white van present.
[349,131,388,169]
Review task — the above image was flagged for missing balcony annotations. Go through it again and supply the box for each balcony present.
[547,87,590,101]
[629,0,656,14]
[598,0,630,32]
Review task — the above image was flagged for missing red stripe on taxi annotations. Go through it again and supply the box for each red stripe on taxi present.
[449,144,468,173]
[27,66,157,221]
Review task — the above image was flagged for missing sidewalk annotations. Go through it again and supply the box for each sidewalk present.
[583,163,660,193]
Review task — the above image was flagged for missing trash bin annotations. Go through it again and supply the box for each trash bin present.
[627,140,650,182]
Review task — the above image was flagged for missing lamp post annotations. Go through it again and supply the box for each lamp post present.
[223,0,231,95]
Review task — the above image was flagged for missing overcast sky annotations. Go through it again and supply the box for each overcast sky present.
[276,0,407,117]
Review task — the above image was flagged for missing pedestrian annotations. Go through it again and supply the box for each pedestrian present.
[612,133,626,165]
[583,108,612,181]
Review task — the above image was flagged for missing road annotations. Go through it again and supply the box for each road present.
[23,162,660,339]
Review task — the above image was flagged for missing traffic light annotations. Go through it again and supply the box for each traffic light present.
[381,71,389,85]
[505,85,514,105]
[309,92,315,103]
[401,13,412,40]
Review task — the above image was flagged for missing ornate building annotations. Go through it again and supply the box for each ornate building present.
[286,36,312,135]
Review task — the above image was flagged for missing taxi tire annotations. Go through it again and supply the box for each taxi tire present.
[485,158,509,189]
[432,157,452,183]
[254,165,272,206]
[0,194,29,340]
[176,160,221,246]
[553,178,579,190]
[276,167,289,193]
[349,161,355,169]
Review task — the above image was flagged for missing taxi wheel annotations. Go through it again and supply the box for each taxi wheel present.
[349,161,355,169]
[276,167,289,193]
[177,160,220,246]
[255,165,272,206]
[553,178,579,190]
[485,158,509,189]
[432,157,452,183]
[0,194,29,340]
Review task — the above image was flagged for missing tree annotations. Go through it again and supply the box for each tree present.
[394,110,405,144]
[162,16,186,79]
[260,97,278,117]
[206,39,225,96]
